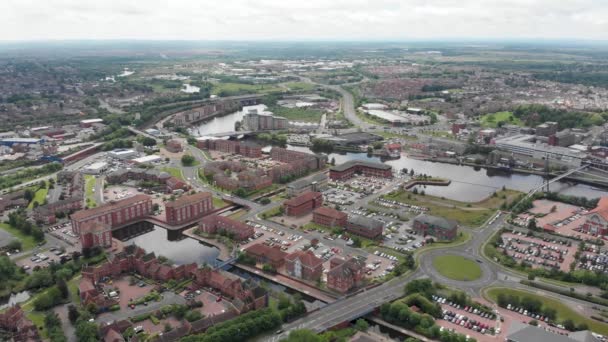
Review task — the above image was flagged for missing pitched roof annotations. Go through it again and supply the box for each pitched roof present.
[285,250,323,268]
[506,321,598,342]
[588,197,608,221]
[245,243,287,262]
[414,213,457,230]
[284,191,322,207]
[80,220,111,235]
[71,194,151,220]
[314,206,347,220]
[165,192,211,209]
[330,160,391,172]
[328,257,364,278]
[347,215,383,230]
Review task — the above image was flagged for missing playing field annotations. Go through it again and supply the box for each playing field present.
[432,255,482,281]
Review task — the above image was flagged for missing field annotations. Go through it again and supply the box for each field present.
[432,255,482,281]
[27,187,48,209]
[486,287,608,336]
[211,82,282,96]
[161,167,185,181]
[213,196,228,208]
[383,189,521,227]
[0,223,40,250]
[480,111,523,128]
[270,106,323,122]
[84,175,97,208]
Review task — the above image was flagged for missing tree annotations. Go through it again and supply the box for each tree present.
[57,277,69,299]
[282,329,322,342]
[24,189,35,202]
[234,188,247,198]
[75,320,99,341]
[6,240,21,251]
[260,197,271,205]
[181,155,196,166]
[68,305,80,324]
[152,203,160,211]
[528,219,538,231]
[354,318,369,331]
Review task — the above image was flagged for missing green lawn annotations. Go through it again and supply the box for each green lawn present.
[433,255,482,281]
[211,82,283,96]
[84,175,97,208]
[213,196,228,208]
[486,287,608,336]
[227,210,247,220]
[384,189,520,227]
[415,231,471,255]
[0,223,40,250]
[282,82,315,92]
[67,275,82,304]
[27,187,48,209]
[260,206,283,219]
[270,106,323,122]
[161,167,185,181]
[480,111,523,128]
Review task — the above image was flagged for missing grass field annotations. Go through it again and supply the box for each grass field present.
[227,210,247,220]
[213,196,228,208]
[84,175,97,208]
[270,106,323,122]
[211,82,282,96]
[486,287,608,336]
[27,187,48,209]
[0,223,40,250]
[433,255,482,281]
[384,189,520,227]
[415,231,471,255]
[480,111,523,128]
[161,167,185,181]
[282,82,315,92]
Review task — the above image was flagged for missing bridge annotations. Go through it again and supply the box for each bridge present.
[199,131,254,138]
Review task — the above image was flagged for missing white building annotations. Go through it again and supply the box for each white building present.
[108,149,138,160]
[83,162,108,175]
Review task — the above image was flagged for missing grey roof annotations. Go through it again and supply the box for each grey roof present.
[287,173,328,190]
[347,214,383,230]
[330,160,392,172]
[507,321,600,342]
[414,213,457,230]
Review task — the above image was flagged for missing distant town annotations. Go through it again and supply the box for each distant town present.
[2,41,608,342]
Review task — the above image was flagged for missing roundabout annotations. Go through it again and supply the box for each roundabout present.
[432,254,482,281]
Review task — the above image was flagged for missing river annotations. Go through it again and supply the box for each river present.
[188,110,607,202]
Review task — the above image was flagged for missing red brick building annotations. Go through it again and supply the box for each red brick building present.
[270,147,325,171]
[284,191,323,216]
[581,197,608,236]
[313,206,347,228]
[71,194,153,235]
[199,215,254,241]
[329,160,393,181]
[165,192,213,226]
[327,256,365,293]
[239,141,262,158]
[197,139,262,158]
[165,139,183,153]
[346,215,384,239]
[244,243,287,268]
[80,221,113,249]
[412,214,458,241]
[285,250,323,282]
[166,176,190,194]
[0,305,39,341]
[33,197,83,224]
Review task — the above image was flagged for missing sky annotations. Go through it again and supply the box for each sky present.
[1,0,607,41]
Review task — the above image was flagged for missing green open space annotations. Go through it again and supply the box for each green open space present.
[27,187,49,209]
[415,231,471,255]
[480,111,523,128]
[433,255,482,281]
[213,196,228,208]
[211,82,282,96]
[161,167,185,181]
[84,174,97,208]
[384,189,521,227]
[0,223,40,251]
[227,210,247,220]
[270,106,323,122]
[485,287,608,336]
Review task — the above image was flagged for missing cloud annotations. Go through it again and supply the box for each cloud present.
[0,0,606,40]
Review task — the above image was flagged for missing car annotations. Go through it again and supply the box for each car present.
[275,330,284,335]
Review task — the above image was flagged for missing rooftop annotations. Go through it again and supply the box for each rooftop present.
[330,160,392,172]
[414,213,458,230]
[165,192,212,209]
[347,215,383,230]
[71,194,151,221]
[284,191,322,207]
[313,206,347,220]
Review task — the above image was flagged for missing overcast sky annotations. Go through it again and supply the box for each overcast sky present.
[1,0,607,41]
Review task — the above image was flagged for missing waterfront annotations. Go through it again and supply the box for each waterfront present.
[190,110,244,136]
[124,227,220,265]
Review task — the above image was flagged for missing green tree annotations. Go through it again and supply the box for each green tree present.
[181,154,196,166]
[354,318,369,331]
[282,329,322,342]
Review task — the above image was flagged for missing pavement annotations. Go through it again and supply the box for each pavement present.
[96,291,186,324]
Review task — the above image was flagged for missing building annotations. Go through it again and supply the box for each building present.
[165,139,183,153]
[166,176,190,194]
[80,118,104,128]
[549,129,576,147]
[197,139,262,158]
[244,243,287,268]
[284,191,323,216]
[165,192,213,226]
[329,160,393,181]
[243,106,288,131]
[327,256,365,293]
[0,190,28,214]
[581,197,608,236]
[285,250,323,282]
[33,197,83,224]
[131,155,162,165]
[239,141,263,158]
[83,161,108,175]
[535,122,558,137]
[108,149,138,160]
[287,173,328,197]
[79,221,113,249]
[346,215,384,239]
[0,305,40,341]
[71,194,153,234]
[412,214,458,241]
[270,147,326,171]
[199,215,254,241]
[313,206,347,228]
[494,134,584,167]
[506,321,601,342]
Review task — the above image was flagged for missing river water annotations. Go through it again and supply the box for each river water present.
[189,110,607,202]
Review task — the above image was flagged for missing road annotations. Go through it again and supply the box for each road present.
[96,291,186,324]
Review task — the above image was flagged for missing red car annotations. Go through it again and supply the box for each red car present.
[216,296,222,302]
